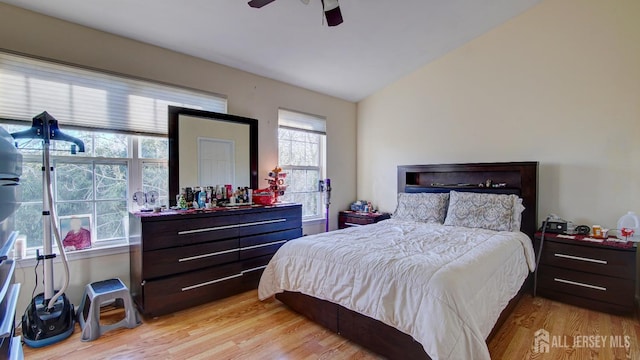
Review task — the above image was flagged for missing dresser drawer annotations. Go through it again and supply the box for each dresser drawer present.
[142,216,240,250]
[240,241,287,260]
[240,254,274,290]
[540,241,635,279]
[237,207,302,237]
[240,228,301,248]
[143,239,239,279]
[142,262,243,316]
[538,265,635,308]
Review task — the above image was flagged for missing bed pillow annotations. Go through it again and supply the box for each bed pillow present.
[392,192,449,223]
[444,191,520,231]
[511,197,525,232]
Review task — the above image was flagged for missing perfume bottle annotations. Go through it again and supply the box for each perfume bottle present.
[198,188,207,208]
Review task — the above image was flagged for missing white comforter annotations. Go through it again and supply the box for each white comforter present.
[258,219,536,360]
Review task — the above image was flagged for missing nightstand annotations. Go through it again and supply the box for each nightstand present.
[338,211,391,229]
[534,232,637,314]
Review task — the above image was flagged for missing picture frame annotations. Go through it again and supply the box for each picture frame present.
[59,214,93,251]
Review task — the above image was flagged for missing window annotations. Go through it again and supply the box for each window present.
[0,52,226,254]
[278,109,326,220]
[2,123,169,249]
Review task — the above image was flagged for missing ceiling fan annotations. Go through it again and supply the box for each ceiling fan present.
[248,0,343,27]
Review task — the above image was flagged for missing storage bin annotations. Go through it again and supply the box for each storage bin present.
[617,211,640,241]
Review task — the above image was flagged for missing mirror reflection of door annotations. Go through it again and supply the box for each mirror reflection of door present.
[198,137,235,186]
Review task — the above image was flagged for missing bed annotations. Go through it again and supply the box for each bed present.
[258,162,538,359]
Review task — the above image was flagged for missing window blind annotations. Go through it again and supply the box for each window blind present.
[278,108,326,135]
[0,52,227,135]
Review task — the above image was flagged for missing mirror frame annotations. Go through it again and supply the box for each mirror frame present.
[168,106,258,206]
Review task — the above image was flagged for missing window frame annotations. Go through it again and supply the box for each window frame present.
[0,51,227,261]
[4,123,168,258]
[277,110,327,222]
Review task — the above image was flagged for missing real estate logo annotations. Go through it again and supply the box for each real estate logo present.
[533,328,550,353]
[532,328,631,354]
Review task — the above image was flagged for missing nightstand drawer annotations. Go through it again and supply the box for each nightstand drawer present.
[341,216,373,226]
[338,211,390,229]
[538,265,635,308]
[540,241,635,279]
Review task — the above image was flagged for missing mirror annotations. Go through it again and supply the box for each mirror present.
[168,106,258,206]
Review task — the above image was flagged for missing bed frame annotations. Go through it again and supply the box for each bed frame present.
[275,162,538,359]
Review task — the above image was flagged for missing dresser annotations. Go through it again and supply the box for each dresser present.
[0,228,22,359]
[534,232,637,314]
[338,211,391,229]
[129,203,302,317]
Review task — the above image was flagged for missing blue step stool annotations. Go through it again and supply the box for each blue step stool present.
[77,278,141,341]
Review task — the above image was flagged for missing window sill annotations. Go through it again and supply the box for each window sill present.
[303,217,326,224]
[15,243,130,269]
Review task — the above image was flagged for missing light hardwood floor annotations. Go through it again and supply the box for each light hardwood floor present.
[22,291,640,359]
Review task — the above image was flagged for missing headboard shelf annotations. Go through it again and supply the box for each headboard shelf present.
[398,162,538,238]
[405,184,521,193]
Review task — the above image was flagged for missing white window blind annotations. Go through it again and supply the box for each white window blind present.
[0,52,227,135]
[278,108,326,135]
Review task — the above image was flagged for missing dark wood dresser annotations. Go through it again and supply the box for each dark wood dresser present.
[534,232,637,314]
[129,203,302,317]
[338,211,391,229]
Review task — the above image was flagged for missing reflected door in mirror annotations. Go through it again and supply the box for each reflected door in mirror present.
[198,137,234,186]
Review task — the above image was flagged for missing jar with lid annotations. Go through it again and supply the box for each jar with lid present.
[617,211,640,241]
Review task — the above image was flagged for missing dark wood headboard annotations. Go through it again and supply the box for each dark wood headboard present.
[397,162,538,238]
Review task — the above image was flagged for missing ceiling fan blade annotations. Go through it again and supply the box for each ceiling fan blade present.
[321,0,343,26]
[248,0,277,8]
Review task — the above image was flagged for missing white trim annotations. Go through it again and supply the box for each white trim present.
[15,243,130,269]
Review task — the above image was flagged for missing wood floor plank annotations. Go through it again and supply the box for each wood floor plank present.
[22,290,639,359]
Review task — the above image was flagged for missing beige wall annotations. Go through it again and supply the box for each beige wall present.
[0,4,356,314]
[358,0,640,231]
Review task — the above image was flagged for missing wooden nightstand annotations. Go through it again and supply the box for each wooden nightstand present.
[534,232,637,314]
[338,211,391,229]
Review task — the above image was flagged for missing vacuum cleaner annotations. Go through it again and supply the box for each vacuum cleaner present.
[320,178,332,232]
[12,112,85,347]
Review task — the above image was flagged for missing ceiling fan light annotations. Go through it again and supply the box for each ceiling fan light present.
[248,0,276,8]
[321,0,343,26]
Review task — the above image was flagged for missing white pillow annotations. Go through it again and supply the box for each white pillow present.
[392,192,449,223]
[511,197,525,232]
[444,191,521,232]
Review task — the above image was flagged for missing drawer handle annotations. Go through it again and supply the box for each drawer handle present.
[241,265,268,274]
[177,219,287,235]
[240,240,287,251]
[344,222,363,227]
[554,278,606,291]
[181,273,243,291]
[178,248,238,262]
[554,253,607,264]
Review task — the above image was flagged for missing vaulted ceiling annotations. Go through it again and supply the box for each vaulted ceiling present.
[1,0,541,102]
